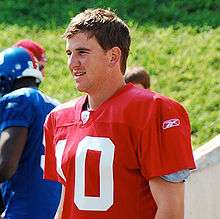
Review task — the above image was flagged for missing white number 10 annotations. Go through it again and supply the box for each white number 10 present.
[56,136,115,211]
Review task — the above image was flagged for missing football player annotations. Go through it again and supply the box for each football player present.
[44,8,195,219]
[0,47,61,218]
[14,39,47,75]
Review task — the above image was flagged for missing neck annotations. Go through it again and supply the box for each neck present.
[87,77,126,110]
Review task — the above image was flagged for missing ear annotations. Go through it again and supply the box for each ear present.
[108,47,121,67]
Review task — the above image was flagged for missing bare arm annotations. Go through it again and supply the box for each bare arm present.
[149,177,184,219]
[54,185,65,219]
[0,127,28,182]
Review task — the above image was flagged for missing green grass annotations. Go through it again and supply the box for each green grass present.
[0,0,219,148]
[129,25,220,148]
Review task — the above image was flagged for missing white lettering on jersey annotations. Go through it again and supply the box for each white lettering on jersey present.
[55,139,67,181]
[74,136,115,211]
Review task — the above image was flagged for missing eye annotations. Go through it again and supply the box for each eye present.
[79,51,88,56]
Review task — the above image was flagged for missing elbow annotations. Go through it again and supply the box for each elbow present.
[0,160,16,182]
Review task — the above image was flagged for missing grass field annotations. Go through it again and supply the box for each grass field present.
[0,0,219,148]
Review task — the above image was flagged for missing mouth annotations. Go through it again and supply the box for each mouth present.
[73,71,86,77]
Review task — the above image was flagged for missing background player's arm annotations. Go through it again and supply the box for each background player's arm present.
[149,177,184,219]
[0,127,28,182]
[54,185,65,219]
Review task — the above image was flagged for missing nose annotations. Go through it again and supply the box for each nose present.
[68,54,80,70]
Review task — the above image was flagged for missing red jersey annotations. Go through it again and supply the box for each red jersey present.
[44,84,195,219]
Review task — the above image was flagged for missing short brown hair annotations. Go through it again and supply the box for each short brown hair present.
[63,8,131,74]
[124,67,150,89]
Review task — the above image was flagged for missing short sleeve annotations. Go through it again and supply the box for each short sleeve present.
[43,112,66,185]
[138,96,196,180]
[0,95,34,132]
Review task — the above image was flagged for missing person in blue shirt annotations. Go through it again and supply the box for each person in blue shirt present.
[0,47,61,218]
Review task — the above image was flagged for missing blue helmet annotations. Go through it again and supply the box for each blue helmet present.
[0,47,43,97]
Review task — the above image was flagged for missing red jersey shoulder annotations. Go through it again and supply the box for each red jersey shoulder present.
[153,92,189,118]
[48,96,84,127]
[125,85,186,112]
[122,84,155,102]
[103,85,155,129]
[129,85,188,115]
[148,92,190,132]
[119,85,189,130]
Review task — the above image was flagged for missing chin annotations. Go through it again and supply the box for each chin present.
[75,82,92,93]
[76,85,87,93]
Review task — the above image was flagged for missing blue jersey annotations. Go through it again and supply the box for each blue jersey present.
[0,87,61,219]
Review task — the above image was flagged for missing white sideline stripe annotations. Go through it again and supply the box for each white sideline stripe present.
[193,134,220,171]
[194,134,220,160]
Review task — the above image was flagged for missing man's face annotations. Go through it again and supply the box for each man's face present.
[66,33,110,94]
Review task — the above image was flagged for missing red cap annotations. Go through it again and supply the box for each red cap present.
[14,39,46,62]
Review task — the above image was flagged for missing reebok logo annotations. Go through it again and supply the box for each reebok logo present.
[162,118,180,130]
